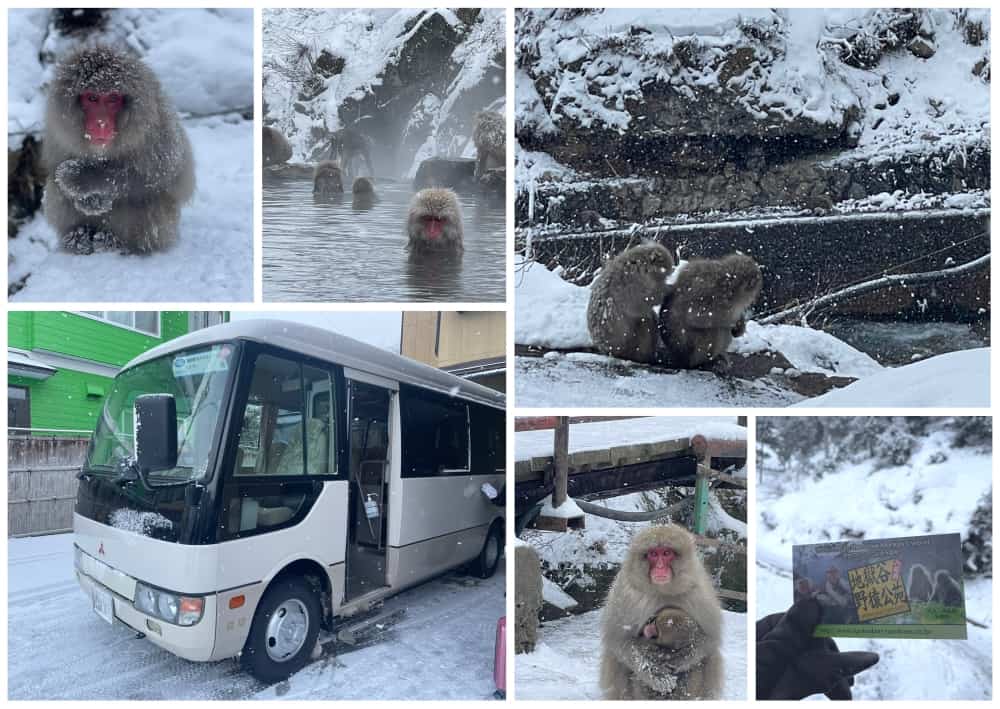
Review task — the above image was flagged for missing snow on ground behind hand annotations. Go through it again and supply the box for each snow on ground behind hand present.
[10,116,253,302]
[515,608,746,700]
[757,434,993,699]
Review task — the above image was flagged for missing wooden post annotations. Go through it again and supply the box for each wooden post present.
[693,464,710,535]
[552,416,569,508]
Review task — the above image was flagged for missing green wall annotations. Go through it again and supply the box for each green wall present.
[8,312,196,434]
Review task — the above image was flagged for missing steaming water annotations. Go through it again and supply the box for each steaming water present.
[263,178,505,302]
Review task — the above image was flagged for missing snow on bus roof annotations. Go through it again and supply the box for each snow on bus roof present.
[122,318,505,409]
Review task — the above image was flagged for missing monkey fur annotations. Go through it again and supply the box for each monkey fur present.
[658,253,762,370]
[641,607,723,699]
[600,524,723,700]
[43,45,195,254]
[406,188,463,253]
[351,176,377,210]
[313,160,344,195]
[263,126,292,166]
[326,127,374,180]
[473,111,505,178]
[586,243,675,364]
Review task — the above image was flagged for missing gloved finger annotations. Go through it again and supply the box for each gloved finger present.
[760,598,822,650]
[824,677,853,701]
[755,612,784,640]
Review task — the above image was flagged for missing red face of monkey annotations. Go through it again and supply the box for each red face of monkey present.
[422,215,446,240]
[80,90,123,147]
[646,546,676,585]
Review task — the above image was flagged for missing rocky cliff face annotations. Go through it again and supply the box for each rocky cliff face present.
[263,8,505,178]
[516,8,990,223]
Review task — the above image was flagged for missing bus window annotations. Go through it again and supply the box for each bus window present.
[400,386,470,478]
[471,405,505,474]
[303,364,336,475]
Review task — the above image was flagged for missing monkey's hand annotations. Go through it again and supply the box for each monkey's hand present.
[55,159,124,213]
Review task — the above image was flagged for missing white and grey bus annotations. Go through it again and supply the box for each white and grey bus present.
[73,319,505,681]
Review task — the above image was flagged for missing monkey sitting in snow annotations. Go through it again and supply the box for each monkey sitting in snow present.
[658,253,762,370]
[586,243,675,364]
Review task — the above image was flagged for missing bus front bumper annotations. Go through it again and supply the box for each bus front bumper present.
[74,550,220,663]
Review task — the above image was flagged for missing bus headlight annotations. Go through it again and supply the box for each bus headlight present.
[133,582,204,627]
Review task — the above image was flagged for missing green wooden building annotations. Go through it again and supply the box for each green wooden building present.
[8,312,227,436]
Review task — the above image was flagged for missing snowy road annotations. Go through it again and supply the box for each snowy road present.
[515,608,747,699]
[8,534,504,700]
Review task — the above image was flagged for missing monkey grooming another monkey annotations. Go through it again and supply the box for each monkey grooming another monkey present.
[586,243,675,364]
[473,111,505,178]
[406,188,463,252]
[263,126,293,166]
[600,525,723,700]
[43,45,195,254]
[658,253,762,370]
[313,160,344,196]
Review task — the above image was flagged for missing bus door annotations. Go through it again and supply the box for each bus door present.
[344,372,394,600]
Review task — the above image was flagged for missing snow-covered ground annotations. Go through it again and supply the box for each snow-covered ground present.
[801,347,990,407]
[516,416,745,462]
[517,353,802,407]
[514,260,989,407]
[8,8,253,301]
[515,607,746,700]
[8,534,504,700]
[757,426,993,700]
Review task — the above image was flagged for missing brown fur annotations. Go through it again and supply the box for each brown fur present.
[473,110,505,178]
[313,160,344,195]
[327,127,373,179]
[600,525,723,700]
[406,188,463,252]
[263,126,292,166]
[658,253,762,369]
[351,177,377,210]
[586,243,674,364]
[43,45,194,254]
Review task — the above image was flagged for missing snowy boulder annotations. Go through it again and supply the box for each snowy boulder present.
[907,35,937,59]
[800,347,989,407]
[515,543,543,654]
[413,158,477,191]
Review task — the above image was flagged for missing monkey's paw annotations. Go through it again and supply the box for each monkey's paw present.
[61,227,120,255]
[74,192,115,216]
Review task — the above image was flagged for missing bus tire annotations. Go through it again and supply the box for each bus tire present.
[241,575,322,684]
[474,520,504,579]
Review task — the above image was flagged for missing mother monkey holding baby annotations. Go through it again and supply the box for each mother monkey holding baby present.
[600,524,724,700]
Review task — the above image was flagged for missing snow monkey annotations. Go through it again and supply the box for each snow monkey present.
[262,126,292,166]
[326,127,374,180]
[473,110,505,178]
[641,608,723,700]
[600,525,723,700]
[313,160,344,196]
[43,45,195,254]
[406,188,464,252]
[586,243,675,364]
[658,253,762,370]
[351,176,377,210]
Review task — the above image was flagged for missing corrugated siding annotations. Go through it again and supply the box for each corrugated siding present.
[9,370,112,433]
[30,312,187,366]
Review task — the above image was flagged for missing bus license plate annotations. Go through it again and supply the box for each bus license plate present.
[92,586,114,625]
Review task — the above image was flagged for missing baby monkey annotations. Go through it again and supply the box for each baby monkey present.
[641,607,721,700]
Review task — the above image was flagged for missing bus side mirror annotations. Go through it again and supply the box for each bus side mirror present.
[135,394,178,474]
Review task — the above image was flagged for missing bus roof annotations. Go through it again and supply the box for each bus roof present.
[122,319,506,409]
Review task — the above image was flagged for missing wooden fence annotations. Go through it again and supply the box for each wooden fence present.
[8,432,89,537]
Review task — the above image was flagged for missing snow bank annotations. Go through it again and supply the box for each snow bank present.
[516,416,744,462]
[735,321,883,379]
[514,261,591,349]
[801,348,990,407]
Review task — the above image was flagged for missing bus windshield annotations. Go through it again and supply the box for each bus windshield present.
[85,343,236,483]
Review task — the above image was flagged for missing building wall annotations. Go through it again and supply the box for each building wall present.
[7,312,199,433]
[400,312,505,369]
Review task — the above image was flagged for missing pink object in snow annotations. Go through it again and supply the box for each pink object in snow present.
[494,616,506,695]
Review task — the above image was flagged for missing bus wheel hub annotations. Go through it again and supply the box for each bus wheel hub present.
[265,598,309,661]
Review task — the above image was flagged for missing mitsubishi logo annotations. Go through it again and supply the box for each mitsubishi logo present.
[98,542,105,556]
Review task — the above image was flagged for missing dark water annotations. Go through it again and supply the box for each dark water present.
[825,318,989,366]
[263,178,505,302]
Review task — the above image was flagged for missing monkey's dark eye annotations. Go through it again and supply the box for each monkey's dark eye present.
[83,92,98,102]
